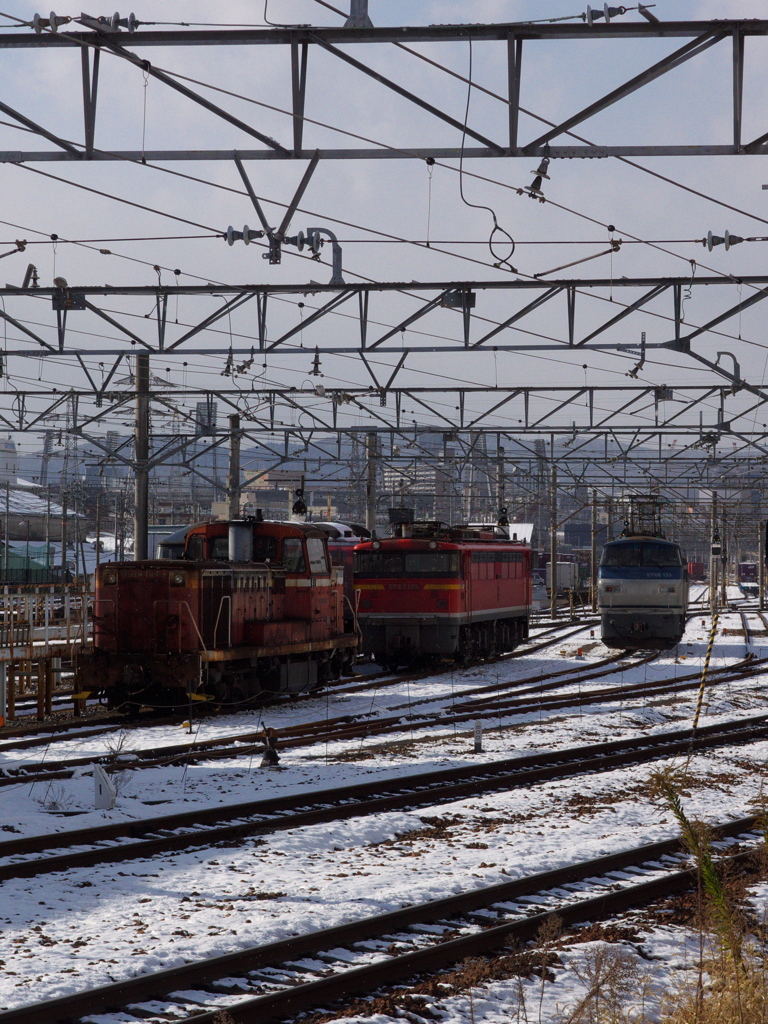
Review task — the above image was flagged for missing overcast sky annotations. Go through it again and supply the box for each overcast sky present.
[0,0,767,465]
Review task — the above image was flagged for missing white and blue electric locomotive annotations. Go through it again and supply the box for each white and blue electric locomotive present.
[597,498,688,650]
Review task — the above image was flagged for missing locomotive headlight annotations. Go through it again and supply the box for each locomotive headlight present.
[170,571,186,587]
[428,540,437,549]
[372,540,381,550]
[102,570,117,586]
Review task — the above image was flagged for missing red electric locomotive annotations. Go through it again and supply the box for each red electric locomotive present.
[354,520,532,667]
[75,517,358,710]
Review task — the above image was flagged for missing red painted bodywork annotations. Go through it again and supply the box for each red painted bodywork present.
[78,519,356,703]
[353,529,532,662]
[354,539,531,619]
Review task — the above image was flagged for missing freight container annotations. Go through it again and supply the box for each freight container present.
[546,561,579,593]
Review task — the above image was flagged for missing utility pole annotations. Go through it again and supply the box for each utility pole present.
[45,488,51,576]
[60,492,67,578]
[95,492,101,570]
[496,444,505,517]
[227,413,241,520]
[133,353,150,562]
[759,521,765,611]
[365,432,377,535]
[720,506,727,607]
[590,489,598,612]
[550,464,558,621]
[710,490,718,614]
[3,482,8,582]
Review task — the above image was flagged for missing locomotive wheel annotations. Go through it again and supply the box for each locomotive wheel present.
[456,627,474,666]
[323,651,340,684]
[340,648,357,676]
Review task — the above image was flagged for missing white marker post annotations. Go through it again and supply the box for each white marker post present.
[93,763,116,810]
[474,721,483,753]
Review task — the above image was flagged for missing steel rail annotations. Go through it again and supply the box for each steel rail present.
[1,815,759,1024]
[0,650,652,783]
[297,619,605,701]
[453,650,758,714]
[0,647,747,785]
[2,714,768,885]
[0,619,601,760]
[269,650,754,742]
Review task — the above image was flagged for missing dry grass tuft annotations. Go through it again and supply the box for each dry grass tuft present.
[661,945,768,1024]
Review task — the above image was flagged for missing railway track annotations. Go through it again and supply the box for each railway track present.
[452,649,760,715]
[0,653,675,784]
[0,618,600,752]
[0,642,758,787]
[0,642,633,773]
[316,618,602,700]
[2,814,760,1024]
[2,712,768,885]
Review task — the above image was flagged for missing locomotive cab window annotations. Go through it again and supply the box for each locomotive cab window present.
[404,553,458,575]
[643,543,683,567]
[601,542,682,568]
[355,551,404,575]
[355,551,459,576]
[282,538,306,573]
[186,536,205,561]
[307,537,329,574]
[254,536,277,562]
[211,537,229,560]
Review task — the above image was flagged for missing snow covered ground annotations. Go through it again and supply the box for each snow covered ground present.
[1,604,767,1019]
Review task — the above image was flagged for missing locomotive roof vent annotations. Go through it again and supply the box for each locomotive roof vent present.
[401,520,451,540]
[388,506,415,526]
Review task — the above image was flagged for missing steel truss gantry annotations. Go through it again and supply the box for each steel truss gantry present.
[2,383,765,439]
[6,379,768,495]
[1,276,765,401]
[0,18,766,162]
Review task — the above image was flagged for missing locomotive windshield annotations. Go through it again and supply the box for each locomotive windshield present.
[186,534,278,562]
[282,538,306,572]
[307,537,329,573]
[601,541,682,568]
[355,550,460,576]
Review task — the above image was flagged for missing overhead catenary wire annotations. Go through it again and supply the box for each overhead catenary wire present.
[1,16,765,411]
[5,117,764,371]
[457,39,516,272]
[0,234,718,247]
[6,18,762,307]
[0,286,750,433]
[108,50,768,300]
[12,11,768,272]
[308,1,768,240]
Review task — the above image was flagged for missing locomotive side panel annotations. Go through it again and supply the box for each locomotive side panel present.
[78,561,204,701]
[76,518,358,708]
[466,549,530,622]
[355,534,531,665]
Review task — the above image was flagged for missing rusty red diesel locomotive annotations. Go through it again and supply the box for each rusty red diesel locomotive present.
[75,519,358,709]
